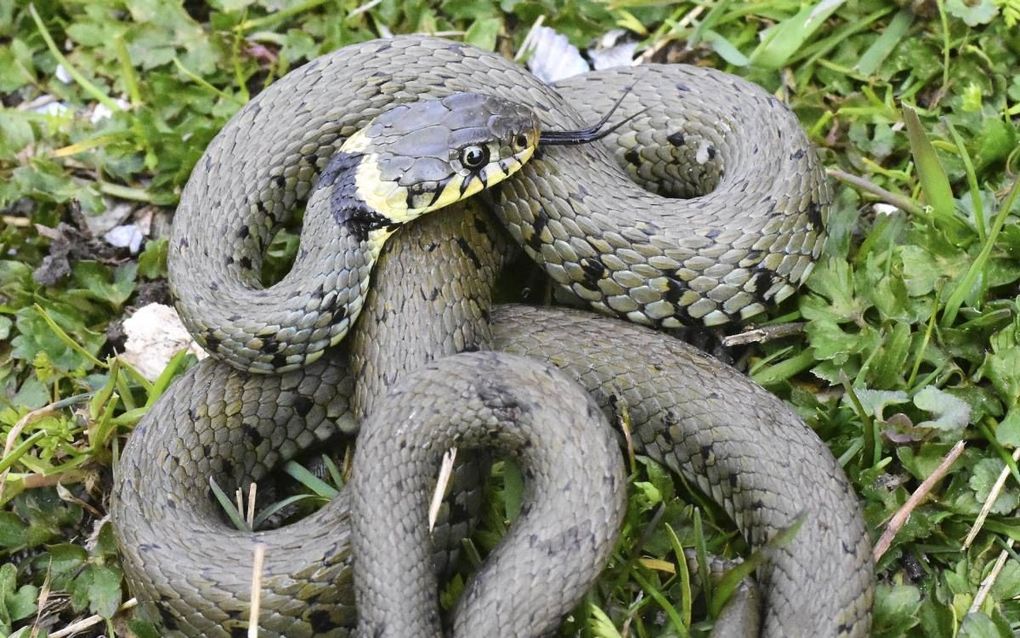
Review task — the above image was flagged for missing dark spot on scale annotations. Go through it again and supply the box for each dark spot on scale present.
[261,335,282,353]
[477,383,524,419]
[664,278,686,305]
[676,82,690,92]
[205,333,221,352]
[667,131,685,146]
[188,407,198,421]
[178,237,189,248]
[481,307,491,322]
[426,241,439,252]
[225,255,234,265]
[157,604,180,630]
[332,305,348,323]
[203,444,212,457]
[806,200,824,230]
[462,343,479,353]
[209,281,219,292]
[624,148,640,165]
[256,200,267,214]
[752,499,766,510]
[579,257,605,288]
[729,474,739,487]
[429,287,440,301]
[791,148,805,160]
[272,175,285,188]
[456,237,482,269]
[527,206,550,252]
[706,146,716,160]
[243,423,264,446]
[753,269,776,299]
[230,628,247,638]
[706,228,721,240]
[699,443,713,460]
[237,225,250,239]
[473,215,489,236]
[294,395,314,417]
[271,352,289,368]
[239,256,253,270]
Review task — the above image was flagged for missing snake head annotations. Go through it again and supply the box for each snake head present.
[333,92,540,232]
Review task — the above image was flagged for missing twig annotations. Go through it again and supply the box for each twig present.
[429,448,457,531]
[249,544,266,638]
[722,322,805,347]
[49,598,137,638]
[827,168,924,217]
[873,440,966,561]
[969,548,1011,614]
[964,447,1020,549]
[247,482,258,529]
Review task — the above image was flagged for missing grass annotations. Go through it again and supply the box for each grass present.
[1,0,1019,636]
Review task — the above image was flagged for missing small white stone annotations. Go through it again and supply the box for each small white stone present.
[103,224,144,254]
[121,303,206,381]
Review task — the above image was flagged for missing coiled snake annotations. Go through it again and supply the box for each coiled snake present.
[111,36,874,636]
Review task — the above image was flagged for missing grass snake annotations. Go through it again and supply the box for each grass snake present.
[111,35,874,636]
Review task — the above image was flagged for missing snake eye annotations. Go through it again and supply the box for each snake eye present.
[513,134,528,150]
[460,145,489,170]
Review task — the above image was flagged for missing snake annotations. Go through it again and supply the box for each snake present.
[110,35,875,637]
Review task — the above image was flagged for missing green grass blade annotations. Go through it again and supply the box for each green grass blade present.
[284,460,340,498]
[944,118,985,241]
[665,523,693,628]
[28,4,122,112]
[630,568,690,637]
[252,494,317,528]
[0,431,46,474]
[209,477,250,532]
[941,175,1020,326]
[855,9,913,76]
[749,0,846,69]
[901,105,960,233]
[33,303,106,369]
[709,514,805,618]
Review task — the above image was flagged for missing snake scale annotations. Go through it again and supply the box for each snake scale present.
[111,36,875,636]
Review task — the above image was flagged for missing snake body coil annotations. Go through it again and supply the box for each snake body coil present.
[112,35,874,637]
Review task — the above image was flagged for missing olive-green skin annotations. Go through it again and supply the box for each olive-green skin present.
[111,35,874,637]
